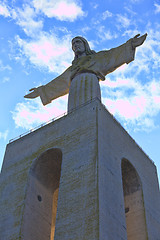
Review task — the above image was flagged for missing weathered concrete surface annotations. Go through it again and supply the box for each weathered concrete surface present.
[98,102,160,240]
[0,99,160,240]
[0,100,99,240]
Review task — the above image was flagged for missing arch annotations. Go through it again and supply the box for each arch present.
[121,158,148,240]
[21,148,62,240]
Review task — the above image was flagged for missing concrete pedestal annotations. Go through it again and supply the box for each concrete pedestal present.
[0,99,160,240]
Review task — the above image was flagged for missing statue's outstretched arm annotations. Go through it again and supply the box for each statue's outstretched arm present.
[94,33,147,78]
[24,66,71,105]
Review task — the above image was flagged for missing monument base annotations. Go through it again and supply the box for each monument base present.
[0,99,160,240]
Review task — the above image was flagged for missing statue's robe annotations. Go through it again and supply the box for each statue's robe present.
[26,38,135,111]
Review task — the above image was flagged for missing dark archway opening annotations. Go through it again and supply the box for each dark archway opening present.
[121,158,148,240]
[22,148,62,240]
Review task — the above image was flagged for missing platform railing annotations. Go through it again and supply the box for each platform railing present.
[8,97,154,164]
[9,97,100,143]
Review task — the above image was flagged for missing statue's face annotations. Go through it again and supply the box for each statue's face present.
[72,38,86,56]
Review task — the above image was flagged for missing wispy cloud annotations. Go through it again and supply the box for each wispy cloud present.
[97,26,118,41]
[100,29,160,131]
[12,96,67,130]
[103,30,118,40]
[154,3,160,13]
[102,10,113,20]
[116,14,131,28]
[0,2,43,37]
[122,29,141,38]
[101,77,160,131]
[0,60,12,71]
[2,77,10,83]
[81,26,91,34]
[0,130,9,140]
[0,1,10,17]
[91,3,99,9]
[124,6,137,16]
[12,4,43,37]
[1,1,80,73]
[0,1,85,37]
[32,0,85,21]
[16,33,73,73]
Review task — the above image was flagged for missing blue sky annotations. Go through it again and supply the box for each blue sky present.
[0,0,160,183]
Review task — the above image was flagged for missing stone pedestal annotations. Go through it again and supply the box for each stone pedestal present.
[0,99,160,240]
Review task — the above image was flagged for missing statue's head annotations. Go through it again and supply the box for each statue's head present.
[72,36,96,62]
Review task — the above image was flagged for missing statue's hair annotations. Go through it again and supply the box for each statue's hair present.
[72,36,96,63]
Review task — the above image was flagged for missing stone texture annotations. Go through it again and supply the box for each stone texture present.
[97,101,160,240]
[0,99,160,240]
[67,72,101,111]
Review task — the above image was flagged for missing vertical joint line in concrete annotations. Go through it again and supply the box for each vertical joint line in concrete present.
[96,104,100,239]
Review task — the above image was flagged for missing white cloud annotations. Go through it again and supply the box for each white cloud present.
[12,96,67,130]
[154,3,160,13]
[0,1,84,37]
[124,6,136,16]
[99,28,160,131]
[81,26,91,33]
[11,4,43,37]
[116,14,131,28]
[101,77,160,131]
[103,31,118,40]
[92,3,98,9]
[0,3,43,36]
[122,29,141,38]
[2,77,10,83]
[32,0,85,21]
[0,2,10,17]
[0,130,9,140]
[102,10,113,20]
[16,33,73,73]
[0,60,12,71]
[98,26,118,41]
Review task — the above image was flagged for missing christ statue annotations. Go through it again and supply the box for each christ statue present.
[24,34,147,112]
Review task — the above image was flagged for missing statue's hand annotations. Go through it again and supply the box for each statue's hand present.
[132,33,147,49]
[24,86,43,99]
